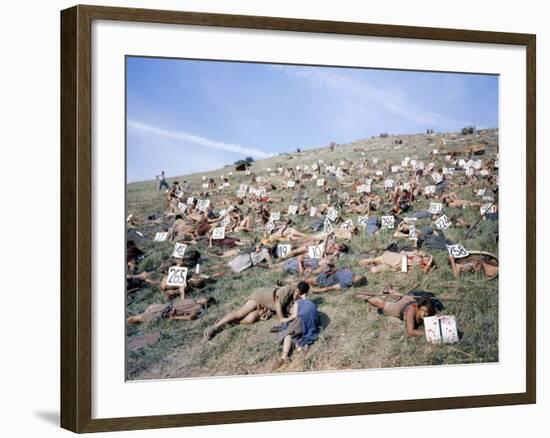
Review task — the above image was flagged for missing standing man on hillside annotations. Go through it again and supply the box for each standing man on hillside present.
[156,170,169,191]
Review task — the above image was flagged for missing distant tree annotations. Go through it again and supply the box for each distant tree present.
[461,125,476,135]
[245,157,254,163]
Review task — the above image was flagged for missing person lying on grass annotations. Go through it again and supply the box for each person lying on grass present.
[302,268,368,293]
[271,284,321,371]
[126,271,156,291]
[203,281,310,341]
[127,296,216,325]
[357,289,437,337]
[359,249,433,274]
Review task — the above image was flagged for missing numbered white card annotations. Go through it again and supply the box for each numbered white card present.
[308,244,324,259]
[480,169,489,176]
[432,149,439,155]
[424,185,436,195]
[202,176,207,181]
[177,202,187,214]
[431,172,443,184]
[446,244,469,259]
[435,214,452,230]
[265,220,275,234]
[340,219,353,229]
[424,315,459,344]
[384,179,394,189]
[356,184,370,193]
[323,218,334,234]
[154,232,168,242]
[381,216,395,229]
[375,170,383,176]
[409,224,417,240]
[212,227,226,240]
[476,188,487,197]
[357,215,369,228]
[480,203,497,215]
[196,199,210,212]
[310,207,317,217]
[316,178,325,187]
[287,180,296,188]
[327,208,339,222]
[287,205,298,215]
[429,202,443,214]
[202,183,209,189]
[465,168,474,177]
[403,182,411,191]
[167,266,188,287]
[391,165,400,173]
[187,197,195,205]
[172,243,188,259]
[276,244,292,258]
[270,212,281,221]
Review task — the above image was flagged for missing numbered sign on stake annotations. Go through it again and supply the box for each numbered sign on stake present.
[381,216,395,229]
[167,266,188,287]
[358,215,369,228]
[446,244,469,259]
[435,214,451,230]
[324,218,334,234]
[172,243,188,259]
[212,227,225,240]
[154,232,168,242]
[409,224,417,240]
[308,245,324,259]
[480,204,497,215]
[429,202,443,214]
[340,219,353,229]
[327,208,338,222]
[287,205,298,215]
[277,244,292,258]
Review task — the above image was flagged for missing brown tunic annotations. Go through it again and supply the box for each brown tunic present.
[246,286,294,312]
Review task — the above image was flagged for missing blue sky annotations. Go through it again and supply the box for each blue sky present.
[126,57,498,182]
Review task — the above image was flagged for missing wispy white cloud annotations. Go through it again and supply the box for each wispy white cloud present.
[272,65,471,129]
[127,119,274,159]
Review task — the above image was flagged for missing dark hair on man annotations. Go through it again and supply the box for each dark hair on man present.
[417,297,437,316]
[352,274,367,288]
[296,281,310,295]
[184,250,201,264]
[175,214,183,220]
[339,243,349,253]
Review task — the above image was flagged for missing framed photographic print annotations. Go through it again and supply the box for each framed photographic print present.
[60,4,536,433]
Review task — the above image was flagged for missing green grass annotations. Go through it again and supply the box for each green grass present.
[126,129,499,380]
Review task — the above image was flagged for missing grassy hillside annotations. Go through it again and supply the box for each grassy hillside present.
[126,129,499,380]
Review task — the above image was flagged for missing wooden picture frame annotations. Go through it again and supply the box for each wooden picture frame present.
[60,4,536,433]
